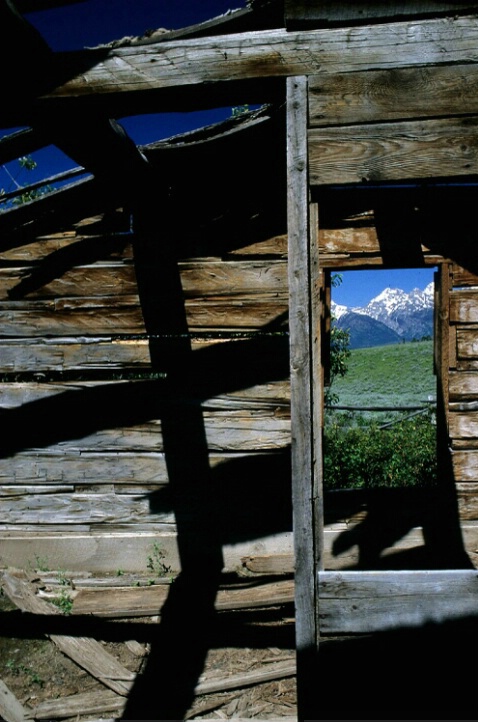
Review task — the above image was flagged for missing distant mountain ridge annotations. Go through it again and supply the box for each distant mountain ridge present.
[332,283,434,349]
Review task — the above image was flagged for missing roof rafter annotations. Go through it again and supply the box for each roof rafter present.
[2,13,478,128]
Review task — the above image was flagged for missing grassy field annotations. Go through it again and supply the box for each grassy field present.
[324,340,437,489]
[329,339,436,409]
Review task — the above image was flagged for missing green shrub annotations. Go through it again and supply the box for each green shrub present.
[323,411,437,490]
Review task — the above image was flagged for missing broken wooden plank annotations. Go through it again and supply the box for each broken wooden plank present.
[26,688,124,720]
[27,661,297,719]
[194,658,296,695]
[0,680,29,722]
[1,573,135,696]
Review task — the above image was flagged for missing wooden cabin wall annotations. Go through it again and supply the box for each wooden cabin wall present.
[306,58,478,568]
[0,210,293,573]
[449,264,478,567]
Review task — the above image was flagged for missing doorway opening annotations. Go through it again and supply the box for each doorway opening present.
[322,267,440,570]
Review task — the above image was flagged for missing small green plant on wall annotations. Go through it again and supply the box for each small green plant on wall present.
[50,571,74,614]
[147,542,172,581]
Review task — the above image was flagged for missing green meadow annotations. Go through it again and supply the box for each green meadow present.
[330,339,436,409]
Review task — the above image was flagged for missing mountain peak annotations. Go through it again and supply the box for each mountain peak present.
[332,283,434,348]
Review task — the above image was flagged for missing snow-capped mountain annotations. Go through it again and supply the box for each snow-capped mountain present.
[332,283,434,348]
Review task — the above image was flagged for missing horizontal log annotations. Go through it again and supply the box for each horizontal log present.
[71,578,294,617]
[0,485,73,495]
[0,264,138,300]
[0,334,289,374]
[32,16,478,115]
[309,64,478,127]
[285,1,478,27]
[450,290,478,324]
[449,411,478,439]
[308,116,478,186]
[0,337,153,373]
[456,360,478,372]
[449,371,478,399]
[0,260,287,301]
[318,569,478,634]
[318,227,442,266]
[0,414,290,454]
[0,294,288,334]
[452,450,478,483]
[0,449,288,488]
[456,329,478,361]
[452,265,478,288]
[0,492,175,525]
[0,521,477,573]
[0,378,289,411]
[0,531,295,573]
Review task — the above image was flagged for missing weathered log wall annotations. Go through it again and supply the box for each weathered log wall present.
[306,55,478,570]
[0,208,294,572]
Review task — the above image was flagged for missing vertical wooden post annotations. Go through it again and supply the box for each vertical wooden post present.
[287,75,322,719]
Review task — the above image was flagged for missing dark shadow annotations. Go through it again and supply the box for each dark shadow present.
[121,181,289,718]
[0,601,295,647]
[7,232,131,300]
[299,615,478,719]
[328,487,472,571]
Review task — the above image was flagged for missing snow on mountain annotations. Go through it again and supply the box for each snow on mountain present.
[331,282,434,347]
[331,302,349,320]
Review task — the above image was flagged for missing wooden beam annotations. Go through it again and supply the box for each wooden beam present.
[285,0,478,28]
[0,680,28,722]
[309,64,478,128]
[0,127,46,167]
[4,14,478,123]
[309,116,478,185]
[319,570,478,634]
[287,75,318,720]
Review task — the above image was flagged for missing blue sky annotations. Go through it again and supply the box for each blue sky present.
[332,268,436,308]
[1,1,249,186]
[4,2,436,308]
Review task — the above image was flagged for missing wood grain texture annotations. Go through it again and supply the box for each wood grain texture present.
[456,330,478,361]
[318,569,478,634]
[309,116,478,185]
[449,411,478,439]
[285,0,478,27]
[450,371,478,399]
[450,290,478,323]
[287,77,317,660]
[0,681,28,722]
[452,450,478,482]
[309,64,478,127]
[9,15,477,121]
